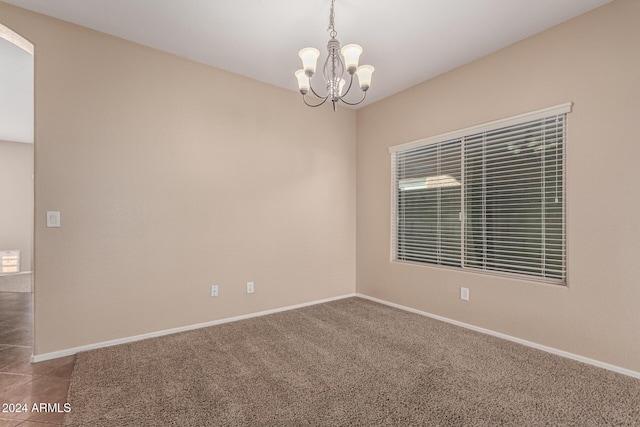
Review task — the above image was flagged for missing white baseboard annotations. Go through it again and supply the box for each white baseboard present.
[32,292,640,380]
[356,293,640,380]
[31,293,357,363]
[0,270,32,277]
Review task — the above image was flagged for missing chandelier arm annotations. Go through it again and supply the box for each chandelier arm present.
[340,72,355,98]
[322,52,332,88]
[308,80,328,100]
[302,93,329,108]
[339,90,367,106]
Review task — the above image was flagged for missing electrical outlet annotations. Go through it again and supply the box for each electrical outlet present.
[211,285,218,297]
[460,287,469,301]
[247,281,254,294]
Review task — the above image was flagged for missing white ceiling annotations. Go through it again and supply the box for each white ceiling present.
[1,0,611,111]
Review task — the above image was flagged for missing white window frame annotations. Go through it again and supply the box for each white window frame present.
[389,103,571,285]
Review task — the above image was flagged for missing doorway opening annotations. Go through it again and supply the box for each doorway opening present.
[0,23,35,353]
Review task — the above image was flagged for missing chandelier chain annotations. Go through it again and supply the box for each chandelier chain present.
[327,0,337,39]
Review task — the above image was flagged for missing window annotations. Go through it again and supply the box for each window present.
[1,250,20,274]
[390,104,570,284]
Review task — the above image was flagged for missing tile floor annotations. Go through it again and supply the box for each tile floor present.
[0,292,74,426]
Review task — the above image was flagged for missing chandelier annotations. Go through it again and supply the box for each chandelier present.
[295,0,374,111]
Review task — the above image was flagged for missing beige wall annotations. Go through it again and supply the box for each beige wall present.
[356,0,640,373]
[0,140,33,272]
[0,3,356,355]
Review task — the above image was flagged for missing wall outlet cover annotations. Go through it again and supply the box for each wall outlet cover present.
[46,211,61,228]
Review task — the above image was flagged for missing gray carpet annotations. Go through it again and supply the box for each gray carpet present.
[66,297,640,426]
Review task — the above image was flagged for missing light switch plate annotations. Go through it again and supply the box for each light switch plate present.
[46,211,61,228]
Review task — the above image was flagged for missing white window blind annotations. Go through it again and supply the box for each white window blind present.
[394,138,462,267]
[390,103,570,284]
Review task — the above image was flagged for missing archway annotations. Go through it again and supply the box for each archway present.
[0,23,35,350]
